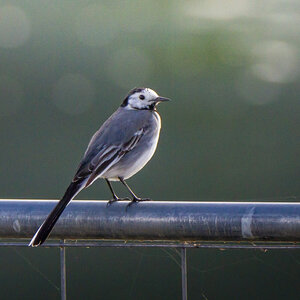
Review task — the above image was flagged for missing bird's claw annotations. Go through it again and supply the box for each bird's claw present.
[126,197,151,209]
[106,197,130,207]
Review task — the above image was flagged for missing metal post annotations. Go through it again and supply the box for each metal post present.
[181,248,187,300]
[60,241,66,300]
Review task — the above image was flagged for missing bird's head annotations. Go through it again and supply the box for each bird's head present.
[121,87,170,110]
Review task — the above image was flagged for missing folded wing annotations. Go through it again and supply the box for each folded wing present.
[73,128,144,187]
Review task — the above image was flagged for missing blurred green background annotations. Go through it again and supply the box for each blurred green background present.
[0,0,299,299]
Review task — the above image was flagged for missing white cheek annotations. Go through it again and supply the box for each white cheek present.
[127,98,145,109]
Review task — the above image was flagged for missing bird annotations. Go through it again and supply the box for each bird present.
[29,87,170,247]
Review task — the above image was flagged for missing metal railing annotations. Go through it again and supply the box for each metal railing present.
[1,199,300,300]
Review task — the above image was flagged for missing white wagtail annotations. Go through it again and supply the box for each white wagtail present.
[29,87,170,246]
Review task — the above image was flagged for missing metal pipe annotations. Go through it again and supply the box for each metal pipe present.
[0,241,299,249]
[0,200,299,242]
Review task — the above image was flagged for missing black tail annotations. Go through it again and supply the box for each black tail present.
[29,181,83,247]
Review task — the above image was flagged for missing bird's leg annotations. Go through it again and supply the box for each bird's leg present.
[118,177,151,207]
[106,179,129,206]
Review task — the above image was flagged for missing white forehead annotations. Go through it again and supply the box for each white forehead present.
[139,88,158,98]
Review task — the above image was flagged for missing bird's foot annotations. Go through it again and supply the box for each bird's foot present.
[126,197,151,209]
[107,197,130,207]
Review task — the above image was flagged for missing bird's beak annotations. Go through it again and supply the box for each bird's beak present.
[154,96,171,103]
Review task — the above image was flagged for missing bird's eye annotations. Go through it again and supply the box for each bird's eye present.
[139,95,145,100]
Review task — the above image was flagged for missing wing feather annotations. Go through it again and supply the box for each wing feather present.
[73,128,144,187]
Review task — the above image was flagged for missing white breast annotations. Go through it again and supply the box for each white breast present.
[104,111,161,181]
[122,125,160,179]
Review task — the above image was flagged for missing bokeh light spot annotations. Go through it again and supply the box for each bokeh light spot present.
[251,40,298,83]
[184,0,252,20]
[0,5,31,48]
[52,73,95,115]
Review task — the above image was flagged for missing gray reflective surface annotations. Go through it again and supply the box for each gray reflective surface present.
[0,200,300,241]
